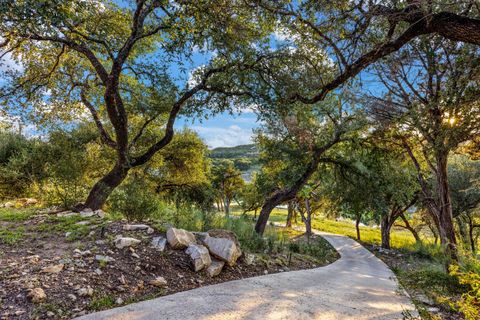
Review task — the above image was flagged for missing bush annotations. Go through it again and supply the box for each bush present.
[450,259,480,320]
[109,179,160,222]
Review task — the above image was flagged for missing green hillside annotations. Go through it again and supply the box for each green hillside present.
[210,144,258,159]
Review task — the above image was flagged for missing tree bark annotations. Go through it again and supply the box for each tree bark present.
[380,214,394,249]
[224,196,230,217]
[286,201,294,228]
[355,215,361,241]
[435,153,458,261]
[304,199,312,240]
[84,164,129,210]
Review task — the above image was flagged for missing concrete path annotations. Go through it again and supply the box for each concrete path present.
[76,230,417,320]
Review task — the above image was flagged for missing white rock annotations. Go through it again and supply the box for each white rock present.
[93,209,106,218]
[95,255,115,263]
[245,253,255,265]
[27,288,46,303]
[207,259,225,277]
[114,237,141,249]
[80,208,94,217]
[4,202,14,208]
[41,264,64,274]
[151,237,167,251]
[67,294,77,301]
[203,236,242,266]
[166,228,196,249]
[147,227,154,234]
[186,244,212,272]
[116,297,124,305]
[77,286,93,297]
[123,224,150,231]
[149,276,167,287]
[25,198,38,205]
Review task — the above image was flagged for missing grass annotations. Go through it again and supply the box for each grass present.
[88,295,116,311]
[0,207,36,222]
[0,226,25,245]
[35,214,98,241]
[233,207,432,250]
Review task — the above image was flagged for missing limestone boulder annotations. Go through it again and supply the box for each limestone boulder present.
[149,276,168,287]
[185,244,211,272]
[202,229,242,266]
[151,236,167,251]
[206,259,225,277]
[114,237,141,249]
[166,228,196,249]
[207,229,241,249]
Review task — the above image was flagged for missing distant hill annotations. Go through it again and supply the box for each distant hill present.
[210,144,259,159]
[209,144,260,182]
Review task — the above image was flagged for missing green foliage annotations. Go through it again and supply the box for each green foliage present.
[109,179,160,222]
[152,130,215,212]
[38,125,108,207]
[0,132,45,199]
[450,261,480,320]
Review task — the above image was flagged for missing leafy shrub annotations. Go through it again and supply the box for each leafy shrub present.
[450,261,480,320]
[109,179,160,222]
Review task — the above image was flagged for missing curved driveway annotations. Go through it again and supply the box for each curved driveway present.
[76,230,417,320]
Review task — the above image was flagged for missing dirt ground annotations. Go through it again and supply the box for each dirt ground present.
[0,211,337,320]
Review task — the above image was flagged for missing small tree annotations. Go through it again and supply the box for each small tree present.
[211,160,244,217]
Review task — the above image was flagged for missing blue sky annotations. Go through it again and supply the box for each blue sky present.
[176,111,259,149]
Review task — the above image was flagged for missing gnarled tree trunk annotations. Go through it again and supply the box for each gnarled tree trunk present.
[435,153,458,262]
[380,213,394,249]
[84,164,129,210]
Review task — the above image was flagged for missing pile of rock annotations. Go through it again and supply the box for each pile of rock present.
[1,198,38,208]
[165,227,242,277]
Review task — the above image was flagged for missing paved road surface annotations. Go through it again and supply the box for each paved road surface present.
[76,230,417,320]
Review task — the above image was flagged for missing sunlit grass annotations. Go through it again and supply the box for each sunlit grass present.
[231,206,433,250]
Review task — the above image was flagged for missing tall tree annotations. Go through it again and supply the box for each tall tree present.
[370,37,480,260]
[0,0,268,209]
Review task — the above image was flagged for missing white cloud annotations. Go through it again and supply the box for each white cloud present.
[191,124,253,148]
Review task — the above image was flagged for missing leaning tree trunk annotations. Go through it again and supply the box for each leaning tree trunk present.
[84,164,129,210]
[399,213,422,244]
[435,153,458,262]
[254,131,342,235]
[255,191,289,234]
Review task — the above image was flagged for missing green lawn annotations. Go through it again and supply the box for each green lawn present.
[231,206,432,250]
